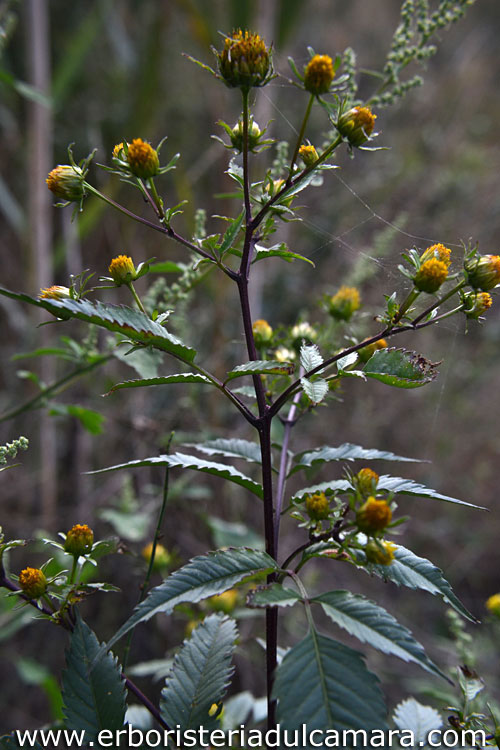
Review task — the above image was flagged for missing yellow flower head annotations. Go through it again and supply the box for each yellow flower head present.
[108,255,136,286]
[208,589,239,614]
[113,142,127,159]
[337,106,377,147]
[142,542,171,569]
[46,165,85,202]
[218,30,271,90]
[465,254,500,291]
[355,468,380,496]
[463,291,493,319]
[252,319,273,345]
[298,144,319,167]
[486,593,500,617]
[356,497,392,534]
[305,492,330,521]
[126,138,159,179]
[328,286,361,321]
[420,243,451,267]
[414,257,449,293]
[365,540,396,566]
[230,118,263,152]
[357,338,388,364]
[39,285,71,301]
[18,567,47,599]
[304,54,335,95]
[64,524,94,556]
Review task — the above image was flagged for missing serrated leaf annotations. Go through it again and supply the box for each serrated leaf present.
[87,451,264,499]
[205,517,264,550]
[300,342,323,372]
[314,590,448,680]
[393,697,443,742]
[273,629,387,736]
[105,373,212,395]
[104,548,278,652]
[290,443,420,475]
[337,352,358,371]
[0,288,196,362]
[225,360,294,382]
[62,616,126,741]
[184,438,262,465]
[219,211,244,257]
[368,544,476,621]
[301,376,329,405]
[160,614,237,731]
[247,583,302,608]
[49,404,105,434]
[253,243,315,266]
[364,348,439,388]
[375,475,485,510]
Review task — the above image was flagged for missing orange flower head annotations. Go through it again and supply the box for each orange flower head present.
[46,165,85,202]
[19,567,47,599]
[328,286,361,321]
[355,468,380,496]
[218,30,271,90]
[356,497,392,534]
[64,524,94,556]
[108,255,136,286]
[365,540,396,566]
[126,138,159,179]
[39,285,71,301]
[304,54,335,95]
[414,257,449,293]
[465,254,500,291]
[337,106,377,147]
[305,492,330,521]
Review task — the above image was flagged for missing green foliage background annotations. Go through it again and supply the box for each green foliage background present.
[0,0,499,732]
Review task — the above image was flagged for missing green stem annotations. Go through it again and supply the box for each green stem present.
[241,88,252,225]
[411,280,466,326]
[393,288,420,324]
[68,555,79,586]
[127,281,147,315]
[149,179,165,220]
[286,93,314,185]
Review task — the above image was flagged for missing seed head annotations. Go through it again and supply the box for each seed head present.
[305,492,330,521]
[337,106,377,147]
[46,165,85,203]
[414,257,448,293]
[64,524,94,556]
[356,497,392,534]
[18,567,47,599]
[108,255,137,286]
[328,286,361,321]
[304,55,335,95]
[465,254,500,291]
[217,30,271,90]
[126,138,160,179]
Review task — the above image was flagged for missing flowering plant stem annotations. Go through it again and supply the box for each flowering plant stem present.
[287,93,315,185]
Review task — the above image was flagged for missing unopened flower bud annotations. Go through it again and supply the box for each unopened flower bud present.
[126,138,159,179]
[64,524,94,556]
[328,286,361,321]
[298,144,319,167]
[46,165,85,203]
[463,291,493,319]
[357,339,387,364]
[112,142,127,159]
[356,497,392,534]
[218,30,271,90]
[230,118,263,152]
[142,542,171,569]
[354,468,380,496]
[291,321,317,343]
[420,243,451,267]
[365,540,396,566]
[414,257,448,293]
[305,492,330,521]
[252,319,273,345]
[486,593,500,618]
[108,255,137,286]
[39,285,72,301]
[337,106,377,147]
[18,567,47,599]
[465,254,500,291]
[304,54,335,96]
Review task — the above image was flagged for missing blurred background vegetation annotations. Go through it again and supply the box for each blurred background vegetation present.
[1,0,499,733]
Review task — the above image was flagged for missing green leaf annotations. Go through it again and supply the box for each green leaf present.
[314,590,448,680]
[62,616,126,741]
[301,376,329,405]
[104,548,278,651]
[247,583,302,608]
[253,243,315,266]
[218,211,244,257]
[87,451,264,499]
[273,629,387,735]
[292,479,352,501]
[205,517,264,550]
[160,614,237,731]
[225,360,294,382]
[368,544,476,621]
[392,698,443,742]
[363,348,439,388]
[290,443,420,475]
[376,475,485,510]
[300,342,324,372]
[184,438,262,465]
[0,288,196,363]
[49,404,105,435]
[105,373,212,395]
[149,261,184,273]
[112,346,163,379]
